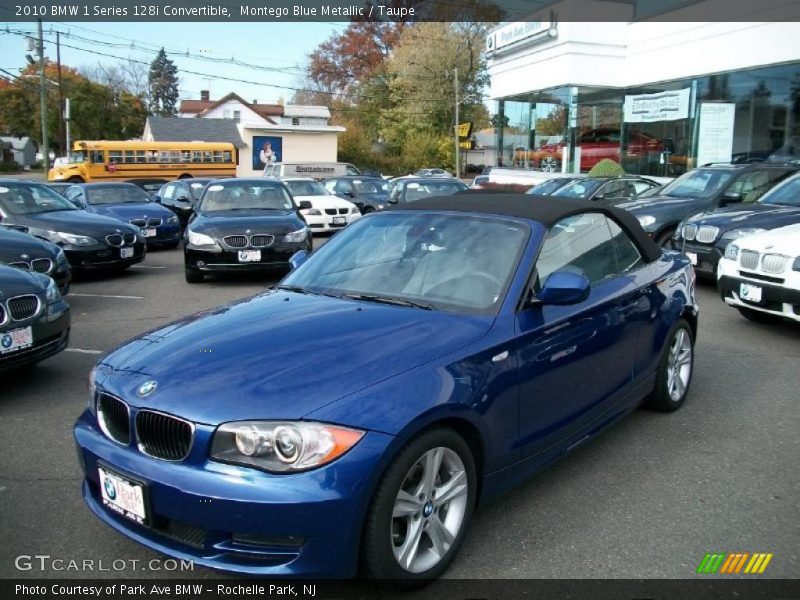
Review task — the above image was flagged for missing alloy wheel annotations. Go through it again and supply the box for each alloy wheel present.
[666,328,692,402]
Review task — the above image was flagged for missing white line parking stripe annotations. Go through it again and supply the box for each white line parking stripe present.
[70,293,144,299]
[66,348,103,355]
[130,265,166,269]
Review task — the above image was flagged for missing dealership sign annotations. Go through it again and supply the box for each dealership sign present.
[486,18,557,55]
[624,88,691,123]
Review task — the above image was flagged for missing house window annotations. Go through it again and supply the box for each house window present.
[233,110,241,122]
[292,117,300,126]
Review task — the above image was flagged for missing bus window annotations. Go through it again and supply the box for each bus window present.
[109,151,123,163]
[146,151,158,162]
[213,151,223,163]
[203,151,213,162]
[124,151,136,163]
[223,151,232,163]
[192,151,202,163]
[181,150,191,163]
[89,150,104,163]
[135,151,147,164]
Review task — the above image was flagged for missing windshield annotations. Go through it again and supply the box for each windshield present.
[68,150,87,163]
[403,181,467,202]
[200,181,294,212]
[188,180,212,200]
[527,178,569,195]
[86,185,150,205]
[759,174,800,206]
[0,183,78,214]
[353,179,389,194]
[282,213,529,315]
[552,179,604,199]
[655,169,734,199]
[286,180,328,197]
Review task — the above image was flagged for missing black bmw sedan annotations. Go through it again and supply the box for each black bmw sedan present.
[184,179,312,283]
[0,225,72,294]
[0,180,145,272]
[0,263,70,371]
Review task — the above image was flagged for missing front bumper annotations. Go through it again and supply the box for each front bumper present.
[73,410,393,576]
[0,301,70,370]
[64,241,146,270]
[185,241,311,273]
[672,241,724,277]
[304,213,360,233]
[140,223,181,246]
[718,272,800,322]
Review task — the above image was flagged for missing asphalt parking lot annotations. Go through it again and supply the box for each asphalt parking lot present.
[0,242,798,580]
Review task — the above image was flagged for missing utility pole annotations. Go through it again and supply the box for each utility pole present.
[454,67,459,179]
[37,18,49,172]
[56,31,64,156]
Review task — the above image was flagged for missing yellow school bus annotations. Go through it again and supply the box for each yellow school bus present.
[48,140,237,182]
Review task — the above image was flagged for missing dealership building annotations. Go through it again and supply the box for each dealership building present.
[486,0,800,176]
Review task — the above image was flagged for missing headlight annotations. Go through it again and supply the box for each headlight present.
[283,227,308,243]
[303,208,322,216]
[44,278,61,304]
[377,204,385,210]
[166,215,179,224]
[720,228,767,242]
[792,256,800,271]
[210,421,364,472]
[49,231,98,246]
[187,229,217,246]
[55,248,68,265]
[87,364,98,415]
[637,215,656,228]
[350,206,360,214]
[724,243,740,260]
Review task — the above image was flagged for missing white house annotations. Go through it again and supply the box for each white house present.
[0,136,36,168]
[174,91,345,176]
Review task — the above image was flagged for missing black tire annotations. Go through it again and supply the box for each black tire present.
[646,319,694,412]
[184,266,203,283]
[737,307,782,324]
[362,206,375,214]
[362,428,477,585]
[67,176,84,183]
[177,174,192,179]
[654,228,676,248]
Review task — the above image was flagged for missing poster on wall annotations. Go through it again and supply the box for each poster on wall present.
[252,136,283,171]
[623,88,691,123]
[696,103,736,166]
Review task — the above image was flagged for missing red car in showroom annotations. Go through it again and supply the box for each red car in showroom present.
[530,128,664,172]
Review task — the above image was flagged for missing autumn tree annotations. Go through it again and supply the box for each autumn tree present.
[148,48,179,117]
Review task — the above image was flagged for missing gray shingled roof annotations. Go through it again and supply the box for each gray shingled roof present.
[146,117,245,148]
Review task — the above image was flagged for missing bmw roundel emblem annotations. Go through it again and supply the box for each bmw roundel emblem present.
[1,334,12,349]
[104,478,116,500]
[137,380,158,397]
[21,253,30,260]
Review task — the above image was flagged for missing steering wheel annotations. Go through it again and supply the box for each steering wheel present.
[425,271,503,306]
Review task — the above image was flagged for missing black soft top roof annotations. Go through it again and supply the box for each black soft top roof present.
[388,192,662,263]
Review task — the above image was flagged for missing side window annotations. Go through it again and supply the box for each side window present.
[89,150,104,163]
[161,183,176,200]
[726,170,788,203]
[536,213,640,287]
[334,181,351,195]
[324,180,337,193]
[631,180,655,195]
[65,186,81,200]
[596,180,628,199]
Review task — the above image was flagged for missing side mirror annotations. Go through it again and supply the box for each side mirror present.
[298,200,313,210]
[176,195,191,203]
[720,191,742,205]
[71,198,86,209]
[289,250,309,271]
[537,272,590,305]
[152,195,162,203]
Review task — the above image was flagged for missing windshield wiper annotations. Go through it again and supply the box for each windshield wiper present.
[343,293,434,310]
[275,284,312,294]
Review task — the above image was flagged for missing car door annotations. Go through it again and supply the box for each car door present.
[515,212,647,458]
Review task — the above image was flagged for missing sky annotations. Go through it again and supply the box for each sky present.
[0,22,347,103]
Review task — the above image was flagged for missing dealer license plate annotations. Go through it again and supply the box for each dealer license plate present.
[332,216,346,226]
[143,228,157,238]
[0,326,33,355]
[120,247,134,259]
[686,252,698,266]
[98,466,147,525]
[740,282,762,303]
[238,250,261,262]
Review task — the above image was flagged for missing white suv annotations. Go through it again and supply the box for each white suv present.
[717,223,800,323]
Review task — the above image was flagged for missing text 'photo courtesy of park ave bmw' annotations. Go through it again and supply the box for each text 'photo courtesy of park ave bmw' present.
[0,1,799,599]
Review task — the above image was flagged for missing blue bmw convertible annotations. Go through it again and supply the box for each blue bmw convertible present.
[74,194,698,581]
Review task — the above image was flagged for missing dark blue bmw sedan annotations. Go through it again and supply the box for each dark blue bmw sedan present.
[74,194,698,581]
[64,183,181,248]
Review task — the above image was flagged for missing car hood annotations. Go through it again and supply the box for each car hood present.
[0,227,59,260]
[734,223,800,255]
[685,203,800,230]
[89,202,174,221]
[10,210,137,237]
[98,291,491,425]
[612,194,703,213]
[0,263,48,296]
[190,211,305,237]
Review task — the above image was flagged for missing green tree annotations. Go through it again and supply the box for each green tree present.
[148,48,179,117]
